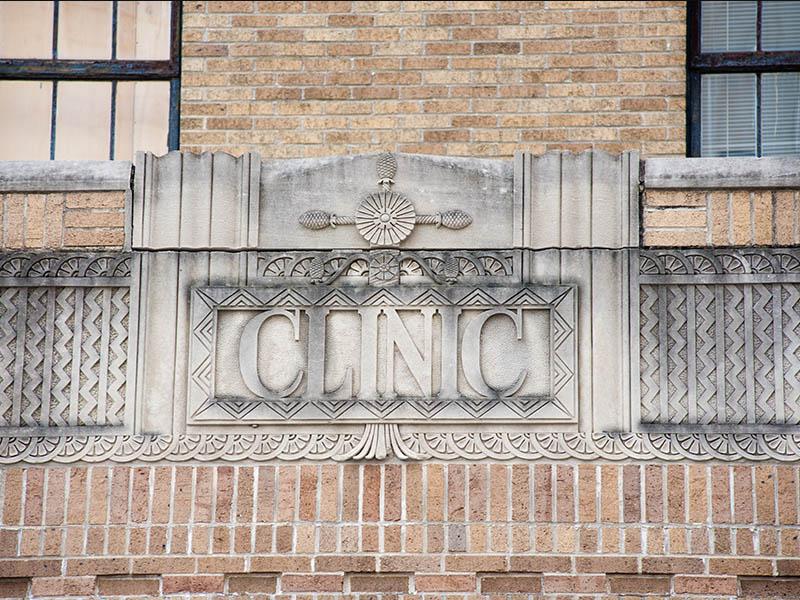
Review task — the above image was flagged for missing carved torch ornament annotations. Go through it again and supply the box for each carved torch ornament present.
[298,152,473,246]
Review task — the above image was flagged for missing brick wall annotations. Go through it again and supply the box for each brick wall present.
[643,189,800,247]
[0,192,126,250]
[180,1,686,158]
[2,463,800,599]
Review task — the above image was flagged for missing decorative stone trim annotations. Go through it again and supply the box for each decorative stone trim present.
[4,431,800,463]
[0,252,131,280]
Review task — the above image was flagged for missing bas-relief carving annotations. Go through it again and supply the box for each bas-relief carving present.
[298,153,473,247]
[636,248,800,433]
[187,285,577,424]
[0,252,132,436]
[5,152,800,464]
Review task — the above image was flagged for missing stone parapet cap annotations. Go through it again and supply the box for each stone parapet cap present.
[644,156,800,190]
[0,160,133,192]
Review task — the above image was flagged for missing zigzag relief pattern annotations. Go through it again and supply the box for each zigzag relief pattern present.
[0,284,129,431]
[5,432,800,463]
[639,249,800,429]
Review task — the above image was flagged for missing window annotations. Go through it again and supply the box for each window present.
[0,1,180,161]
[687,0,800,157]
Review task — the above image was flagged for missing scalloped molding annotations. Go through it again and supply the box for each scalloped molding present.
[4,428,800,463]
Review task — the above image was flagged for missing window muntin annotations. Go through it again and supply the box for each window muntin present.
[0,0,179,161]
[688,0,800,157]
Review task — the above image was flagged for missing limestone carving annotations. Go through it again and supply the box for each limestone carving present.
[637,248,800,430]
[0,252,132,434]
[5,431,800,463]
[298,152,472,246]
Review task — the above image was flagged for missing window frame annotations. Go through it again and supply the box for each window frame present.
[686,0,800,157]
[0,0,182,159]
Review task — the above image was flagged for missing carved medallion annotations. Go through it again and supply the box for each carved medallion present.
[298,152,472,247]
[356,192,416,246]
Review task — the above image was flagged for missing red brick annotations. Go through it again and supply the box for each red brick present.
[415,575,477,592]
[468,465,487,521]
[281,574,343,592]
[576,556,638,573]
[673,575,738,595]
[162,575,225,594]
[446,555,507,572]
[0,579,27,599]
[709,558,774,576]
[66,557,128,576]
[642,556,705,574]
[644,465,663,523]
[315,555,376,572]
[227,575,277,593]
[29,576,95,597]
[381,554,441,572]
[480,575,541,593]
[448,465,466,521]
[384,465,402,522]
[250,556,312,572]
[0,559,60,578]
[608,574,670,593]
[341,464,359,521]
[777,559,800,576]
[130,556,194,574]
[534,465,553,522]
[508,555,572,573]
[96,576,160,596]
[740,577,800,597]
[350,575,408,592]
[543,575,606,593]
[556,465,575,522]
[622,465,641,523]
[23,469,44,526]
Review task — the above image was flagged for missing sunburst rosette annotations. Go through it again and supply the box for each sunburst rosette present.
[355,191,416,246]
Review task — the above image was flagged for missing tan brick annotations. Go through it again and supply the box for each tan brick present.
[644,228,706,247]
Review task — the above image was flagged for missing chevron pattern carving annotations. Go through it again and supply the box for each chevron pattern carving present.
[639,249,800,429]
[0,253,131,431]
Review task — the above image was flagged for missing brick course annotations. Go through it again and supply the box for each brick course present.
[2,463,800,598]
[180,0,686,158]
[0,192,126,250]
[643,189,800,247]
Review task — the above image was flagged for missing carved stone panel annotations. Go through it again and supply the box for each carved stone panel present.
[0,253,132,435]
[187,284,576,425]
[636,249,800,431]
